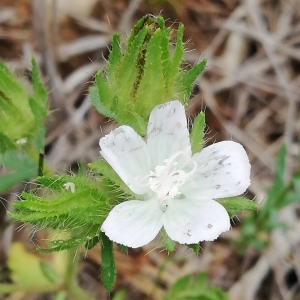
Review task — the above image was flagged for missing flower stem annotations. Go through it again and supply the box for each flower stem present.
[64,248,92,300]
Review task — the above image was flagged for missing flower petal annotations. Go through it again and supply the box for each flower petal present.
[100,125,151,195]
[162,198,230,244]
[147,101,191,167]
[181,141,251,199]
[101,200,163,248]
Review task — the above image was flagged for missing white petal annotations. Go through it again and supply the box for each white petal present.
[100,126,151,195]
[181,141,251,199]
[162,198,230,244]
[101,199,163,248]
[147,101,191,167]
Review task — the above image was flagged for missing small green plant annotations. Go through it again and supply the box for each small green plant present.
[164,273,228,300]
[0,59,47,191]
[236,144,300,251]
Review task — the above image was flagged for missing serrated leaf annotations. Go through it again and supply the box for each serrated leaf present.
[161,228,176,252]
[37,236,88,253]
[177,59,207,100]
[108,34,122,81]
[37,175,68,190]
[0,62,30,116]
[167,24,184,88]
[115,26,148,107]
[92,75,115,117]
[29,97,46,125]
[31,58,47,107]
[127,15,147,48]
[135,29,166,117]
[101,232,116,292]
[0,95,31,140]
[218,197,258,218]
[190,112,205,153]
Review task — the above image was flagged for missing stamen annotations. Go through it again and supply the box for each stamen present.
[134,149,197,205]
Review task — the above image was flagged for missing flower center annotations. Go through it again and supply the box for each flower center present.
[147,151,197,202]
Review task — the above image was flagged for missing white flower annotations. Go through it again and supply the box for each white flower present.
[100,101,251,248]
[63,182,76,193]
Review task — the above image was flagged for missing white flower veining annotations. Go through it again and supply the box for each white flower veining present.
[99,101,251,248]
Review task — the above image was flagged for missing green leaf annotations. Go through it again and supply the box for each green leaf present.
[33,126,46,151]
[0,61,30,116]
[31,58,47,109]
[0,151,37,192]
[101,232,116,292]
[112,290,126,300]
[161,228,176,252]
[85,235,100,250]
[265,144,286,209]
[92,75,115,118]
[37,236,88,253]
[37,175,69,190]
[108,34,122,82]
[40,261,60,283]
[115,26,148,108]
[187,243,200,254]
[119,110,146,135]
[0,133,15,153]
[190,112,205,153]
[52,292,67,300]
[177,59,207,100]
[28,97,46,125]
[167,24,184,89]
[218,197,258,218]
[135,28,166,117]
[117,244,128,254]
[88,159,133,196]
[8,242,56,287]
[164,273,228,300]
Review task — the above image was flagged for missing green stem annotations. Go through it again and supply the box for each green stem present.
[38,149,45,176]
[0,283,61,294]
[64,248,92,300]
